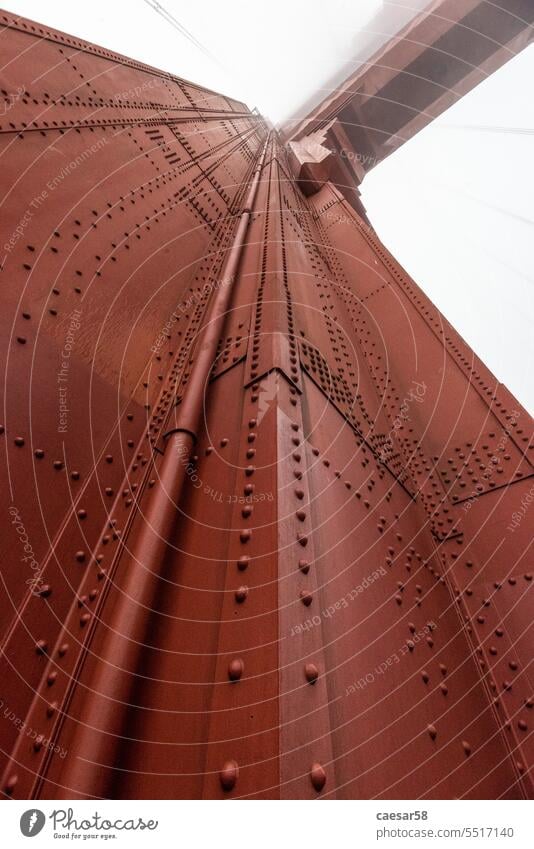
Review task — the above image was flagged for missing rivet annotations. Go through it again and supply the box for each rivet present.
[35,640,48,655]
[220,760,238,791]
[298,559,310,574]
[427,724,437,740]
[310,763,326,792]
[228,658,244,681]
[33,734,44,752]
[297,533,308,547]
[235,585,248,603]
[462,740,472,756]
[14,436,25,446]
[305,663,319,684]
[240,529,251,543]
[75,550,86,563]
[238,556,250,571]
[4,774,18,794]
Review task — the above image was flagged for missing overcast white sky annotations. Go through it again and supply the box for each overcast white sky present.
[6,0,533,411]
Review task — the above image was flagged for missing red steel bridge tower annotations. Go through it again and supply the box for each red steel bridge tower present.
[0,4,533,799]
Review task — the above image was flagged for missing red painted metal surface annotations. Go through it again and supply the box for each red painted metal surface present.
[284,0,534,211]
[0,10,533,801]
